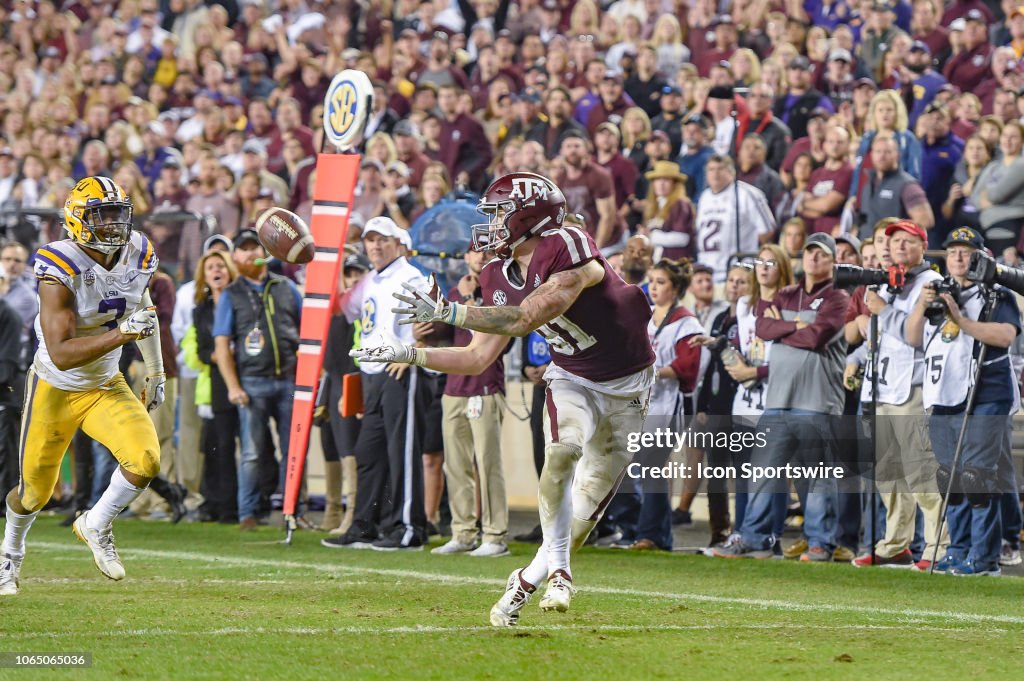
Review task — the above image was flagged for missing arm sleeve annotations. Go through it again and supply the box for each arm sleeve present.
[847,343,867,367]
[136,290,164,375]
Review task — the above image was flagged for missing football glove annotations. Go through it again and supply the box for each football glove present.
[141,372,166,412]
[197,404,214,420]
[120,306,158,339]
[392,275,467,326]
[349,333,423,365]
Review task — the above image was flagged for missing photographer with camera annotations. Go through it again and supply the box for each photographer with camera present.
[905,227,1022,576]
[853,220,949,569]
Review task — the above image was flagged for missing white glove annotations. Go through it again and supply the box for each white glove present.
[141,372,166,412]
[197,404,214,420]
[391,276,466,326]
[349,334,422,365]
[120,306,158,339]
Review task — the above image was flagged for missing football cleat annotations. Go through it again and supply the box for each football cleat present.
[73,512,125,580]
[538,569,576,613]
[0,553,22,596]
[489,568,535,627]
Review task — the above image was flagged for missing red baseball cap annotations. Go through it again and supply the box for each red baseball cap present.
[884,220,927,241]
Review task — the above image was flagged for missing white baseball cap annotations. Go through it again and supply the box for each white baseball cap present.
[363,216,406,243]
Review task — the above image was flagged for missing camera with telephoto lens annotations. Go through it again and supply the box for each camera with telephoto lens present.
[924,276,961,324]
[966,249,1024,295]
[833,264,906,293]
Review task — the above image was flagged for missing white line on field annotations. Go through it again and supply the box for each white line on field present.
[1,623,981,640]
[31,542,1024,626]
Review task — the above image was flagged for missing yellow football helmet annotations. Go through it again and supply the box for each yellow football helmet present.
[63,176,134,254]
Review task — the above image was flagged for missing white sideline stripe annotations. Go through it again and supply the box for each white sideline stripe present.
[31,543,1024,626]
[2,623,976,640]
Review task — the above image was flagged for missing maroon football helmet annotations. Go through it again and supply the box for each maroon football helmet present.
[471,172,566,258]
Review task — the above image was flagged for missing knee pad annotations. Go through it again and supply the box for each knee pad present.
[543,443,582,483]
[935,464,954,494]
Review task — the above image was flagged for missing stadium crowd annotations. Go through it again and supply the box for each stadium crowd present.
[2,0,1024,573]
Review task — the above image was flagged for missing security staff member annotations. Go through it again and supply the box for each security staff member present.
[326,217,432,551]
[907,227,1021,576]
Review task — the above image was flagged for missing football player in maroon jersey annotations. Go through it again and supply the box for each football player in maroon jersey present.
[352,172,656,626]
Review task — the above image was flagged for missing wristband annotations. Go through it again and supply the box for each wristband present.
[413,348,427,367]
[447,302,468,327]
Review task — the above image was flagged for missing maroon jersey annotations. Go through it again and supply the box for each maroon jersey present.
[804,162,854,234]
[478,226,655,383]
[445,286,506,397]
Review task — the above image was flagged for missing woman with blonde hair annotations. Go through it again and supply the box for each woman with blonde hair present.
[651,15,691,81]
[642,161,695,261]
[622,106,653,168]
[189,248,241,523]
[850,89,922,199]
[730,48,761,88]
[760,56,787,95]
[569,0,600,37]
[113,161,152,216]
[365,132,398,168]
[410,172,451,223]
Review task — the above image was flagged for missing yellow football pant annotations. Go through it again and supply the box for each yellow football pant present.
[16,368,161,512]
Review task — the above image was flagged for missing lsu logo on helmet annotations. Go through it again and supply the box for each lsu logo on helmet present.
[63,176,133,254]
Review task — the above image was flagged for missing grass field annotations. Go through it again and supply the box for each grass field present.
[3,516,1024,680]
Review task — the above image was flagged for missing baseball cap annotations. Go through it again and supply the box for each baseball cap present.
[828,48,852,63]
[100,74,118,86]
[596,121,621,139]
[804,233,837,258]
[517,88,542,104]
[146,121,165,135]
[835,233,862,256]
[360,157,384,172]
[884,220,928,242]
[0,147,12,157]
[393,119,420,138]
[943,226,985,249]
[684,112,712,128]
[965,8,986,23]
[41,46,61,59]
[602,70,624,84]
[362,216,404,240]
[661,84,683,96]
[399,27,419,39]
[871,1,894,11]
[203,234,234,252]
[909,40,931,55]
[788,55,811,70]
[854,77,878,91]
[161,156,182,169]
[650,129,671,143]
[949,18,967,32]
[711,14,734,28]
[806,107,832,122]
[256,187,274,200]
[386,160,411,178]
[343,252,371,272]
[234,229,262,248]
[242,139,266,155]
[707,85,734,100]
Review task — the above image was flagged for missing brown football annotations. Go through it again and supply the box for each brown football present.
[255,207,316,264]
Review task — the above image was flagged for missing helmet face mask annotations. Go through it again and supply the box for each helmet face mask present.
[470,172,566,259]
[64,177,134,254]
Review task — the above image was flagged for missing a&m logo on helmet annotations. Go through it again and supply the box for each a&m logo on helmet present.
[508,177,551,205]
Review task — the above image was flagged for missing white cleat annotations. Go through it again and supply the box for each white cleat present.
[73,512,125,581]
[539,569,576,613]
[469,542,510,558]
[0,553,22,596]
[489,568,535,627]
[431,538,479,555]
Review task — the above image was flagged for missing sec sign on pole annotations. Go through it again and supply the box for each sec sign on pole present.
[323,69,374,151]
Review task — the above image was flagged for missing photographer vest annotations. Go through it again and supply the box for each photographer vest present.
[225,274,300,379]
[732,295,774,420]
[858,169,917,240]
[922,286,984,409]
[861,268,941,405]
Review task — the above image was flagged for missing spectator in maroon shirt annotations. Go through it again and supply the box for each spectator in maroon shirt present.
[911,0,950,62]
[941,0,995,25]
[393,120,432,189]
[436,84,493,192]
[695,14,739,77]
[586,71,634,136]
[593,121,638,221]
[943,10,993,93]
[265,97,314,176]
[800,125,855,234]
[640,160,696,261]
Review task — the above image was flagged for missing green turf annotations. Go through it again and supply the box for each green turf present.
[2,518,1022,680]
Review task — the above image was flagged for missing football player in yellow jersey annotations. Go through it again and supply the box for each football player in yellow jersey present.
[0,177,167,596]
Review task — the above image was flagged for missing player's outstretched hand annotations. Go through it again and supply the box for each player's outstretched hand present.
[349,334,419,365]
[141,372,167,412]
[120,306,158,339]
[391,275,457,325]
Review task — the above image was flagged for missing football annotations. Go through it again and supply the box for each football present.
[255,207,316,264]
